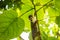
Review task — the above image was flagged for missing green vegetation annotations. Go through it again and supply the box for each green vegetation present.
[0,0,60,40]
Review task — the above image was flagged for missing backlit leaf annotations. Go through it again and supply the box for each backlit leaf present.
[0,9,25,40]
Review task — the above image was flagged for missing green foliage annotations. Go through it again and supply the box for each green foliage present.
[55,16,60,27]
[0,0,60,40]
[48,7,59,17]
[0,9,25,40]
[41,31,48,40]
[0,0,24,9]
[55,0,60,10]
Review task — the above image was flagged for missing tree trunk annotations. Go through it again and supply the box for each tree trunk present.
[29,16,41,40]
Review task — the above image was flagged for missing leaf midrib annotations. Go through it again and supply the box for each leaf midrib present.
[0,17,18,36]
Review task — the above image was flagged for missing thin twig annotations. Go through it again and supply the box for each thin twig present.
[36,0,53,12]
[20,8,34,17]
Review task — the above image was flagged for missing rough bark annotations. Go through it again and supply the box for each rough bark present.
[29,15,41,40]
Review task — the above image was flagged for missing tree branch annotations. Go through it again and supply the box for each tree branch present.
[30,0,42,40]
[20,8,34,17]
[36,0,53,12]
[20,0,53,17]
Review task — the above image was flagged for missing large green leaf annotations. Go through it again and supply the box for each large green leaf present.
[0,9,25,40]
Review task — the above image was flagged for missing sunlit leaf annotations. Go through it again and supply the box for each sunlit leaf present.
[0,9,25,40]
[37,8,44,20]
[48,7,59,17]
